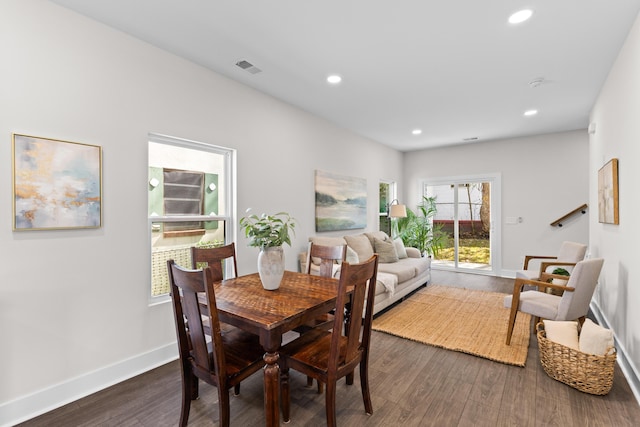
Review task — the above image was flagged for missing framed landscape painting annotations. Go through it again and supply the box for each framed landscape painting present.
[598,158,619,225]
[12,134,102,230]
[315,170,366,232]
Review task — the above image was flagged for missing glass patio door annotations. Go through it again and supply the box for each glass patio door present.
[425,175,499,273]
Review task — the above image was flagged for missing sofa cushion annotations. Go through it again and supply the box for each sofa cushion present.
[394,238,408,259]
[401,256,430,276]
[377,261,416,283]
[374,237,399,263]
[344,234,374,261]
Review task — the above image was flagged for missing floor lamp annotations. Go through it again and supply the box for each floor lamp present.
[388,199,407,239]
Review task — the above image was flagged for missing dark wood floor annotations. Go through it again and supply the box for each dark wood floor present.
[18,270,640,426]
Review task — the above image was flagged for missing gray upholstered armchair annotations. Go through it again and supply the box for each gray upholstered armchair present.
[504,258,604,345]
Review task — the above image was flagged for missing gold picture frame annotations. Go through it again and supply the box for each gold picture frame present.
[598,158,619,225]
[12,133,102,230]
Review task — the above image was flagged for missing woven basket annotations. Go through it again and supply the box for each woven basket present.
[536,322,616,395]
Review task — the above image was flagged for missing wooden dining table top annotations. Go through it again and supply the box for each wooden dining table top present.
[209,270,342,338]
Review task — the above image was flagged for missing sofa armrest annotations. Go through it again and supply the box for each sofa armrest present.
[406,247,422,258]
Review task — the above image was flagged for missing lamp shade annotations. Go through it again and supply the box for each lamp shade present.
[389,204,407,218]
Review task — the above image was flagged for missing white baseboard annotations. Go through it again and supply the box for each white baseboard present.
[590,301,640,406]
[0,344,178,427]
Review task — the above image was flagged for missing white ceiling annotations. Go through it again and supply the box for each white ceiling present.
[50,0,640,151]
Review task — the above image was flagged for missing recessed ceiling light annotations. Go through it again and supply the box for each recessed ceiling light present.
[524,109,538,117]
[412,129,422,135]
[508,9,533,24]
[327,74,342,84]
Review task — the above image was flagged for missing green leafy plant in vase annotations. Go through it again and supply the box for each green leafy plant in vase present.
[240,211,296,290]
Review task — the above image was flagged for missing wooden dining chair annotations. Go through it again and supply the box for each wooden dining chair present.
[191,243,247,394]
[191,242,238,281]
[279,254,379,426]
[297,242,347,392]
[167,260,265,427]
[296,242,347,332]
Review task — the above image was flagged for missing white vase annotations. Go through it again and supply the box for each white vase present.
[257,246,285,290]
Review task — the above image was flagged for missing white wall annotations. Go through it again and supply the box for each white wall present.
[403,130,590,275]
[0,1,403,424]
[589,11,640,400]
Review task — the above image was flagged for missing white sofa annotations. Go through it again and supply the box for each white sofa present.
[299,231,431,315]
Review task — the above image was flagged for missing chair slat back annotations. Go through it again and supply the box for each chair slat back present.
[328,254,378,375]
[168,260,226,379]
[191,243,238,282]
[305,242,347,278]
[557,258,604,320]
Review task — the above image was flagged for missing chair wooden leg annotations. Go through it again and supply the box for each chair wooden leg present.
[360,361,372,415]
[346,371,354,385]
[179,369,194,427]
[218,387,231,427]
[506,304,519,345]
[325,379,337,427]
[233,384,240,396]
[281,367,291,423]
[190,373,199,400]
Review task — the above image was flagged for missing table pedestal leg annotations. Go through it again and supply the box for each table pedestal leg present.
[263,351,280,427]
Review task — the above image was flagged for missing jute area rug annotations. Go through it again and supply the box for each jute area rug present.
[372,285,531,367]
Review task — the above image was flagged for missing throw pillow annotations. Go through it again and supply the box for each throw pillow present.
[345,246,359,264]
[374,237,399,263]
[394,238,408,259]
[579,318,615,356]
[364,231,389,248]
[344,234,374,261]
[543,320,580,350]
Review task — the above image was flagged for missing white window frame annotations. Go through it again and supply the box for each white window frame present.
[148,133,236,304]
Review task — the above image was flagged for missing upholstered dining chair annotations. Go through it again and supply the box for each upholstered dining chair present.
[191,242,238,281]
[167,260,265,427]
[516,241,587,282]
[504,257,604,345]
[279,254,379,426]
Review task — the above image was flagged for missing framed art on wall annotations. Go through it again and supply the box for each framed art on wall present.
[598,158,619,225]
[315,169,366,232]
[12,134,102,230]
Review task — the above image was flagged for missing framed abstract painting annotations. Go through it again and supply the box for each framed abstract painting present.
[315,170,366,232]
[12,134,102,230]
[598,158,619,225]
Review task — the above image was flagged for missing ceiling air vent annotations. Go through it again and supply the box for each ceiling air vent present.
[235,60,262,74]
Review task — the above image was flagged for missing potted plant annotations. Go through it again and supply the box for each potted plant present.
[397,196,445,257]
[239,211,296,290]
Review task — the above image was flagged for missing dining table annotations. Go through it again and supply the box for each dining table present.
[207,270,345,427]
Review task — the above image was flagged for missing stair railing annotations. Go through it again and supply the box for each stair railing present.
[550,204,588,227]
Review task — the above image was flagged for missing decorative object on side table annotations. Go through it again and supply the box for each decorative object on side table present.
[240,211,296,290]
